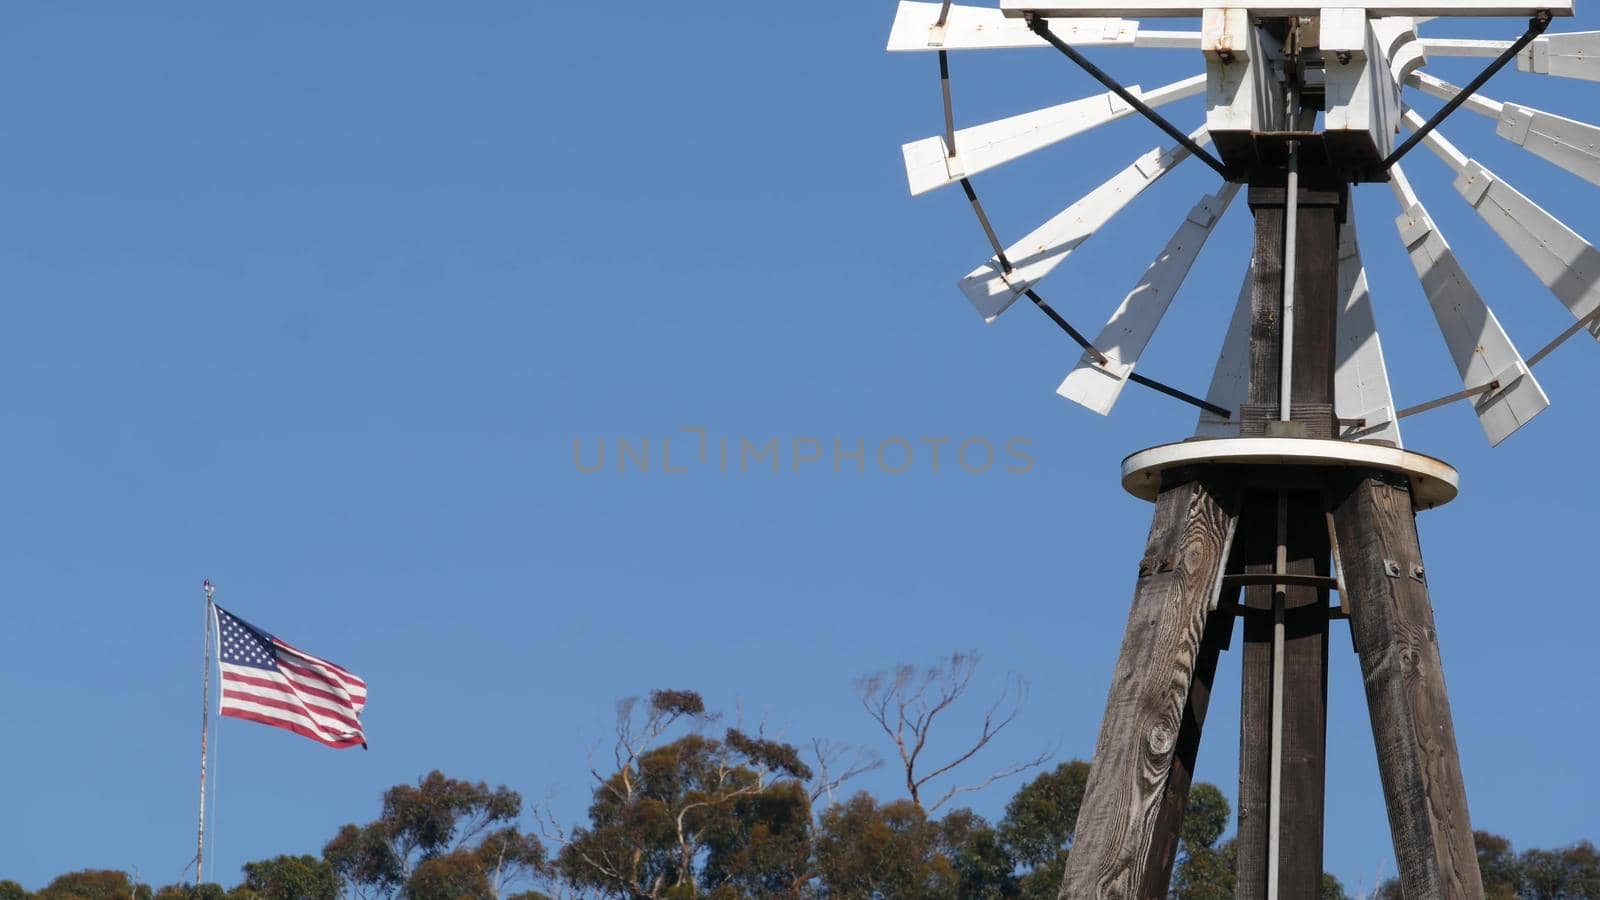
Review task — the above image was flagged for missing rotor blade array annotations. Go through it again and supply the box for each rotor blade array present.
[1400,109,1600,346]
[1387,163,1550,446]
[1407,72,1600,186]
[959,129,1208,321]
[891,3,1600,443]
[1421,29,1600,81]
[886,1,1200,51]
[1194,267,1255,438]
[902,74,1205,195]
[1333,213,1404,446]
[888,1,1132,50]
[1058,183,1240,414]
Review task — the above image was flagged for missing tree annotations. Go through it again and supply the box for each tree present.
[556,690,814,899]
[0,882,31,900]
[323,771,545,899]
[699,779,814,896]
[406,851,494,900]
[812,793,959,898]
[855,652,1050,813]
[942,809,1018,899]
[1319,872,1351,900]
[151,886,225,899]
[238,855,338,900]
[35,871,149,900]
[1521,839,1600,899]
[1476,830,1523,900]
[1169,840,1235,900]
[998,760,1089,869]
[993,760,1089,898]
[1168,787,1233,900]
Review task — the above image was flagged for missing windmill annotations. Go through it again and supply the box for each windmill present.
[888,0,1599,896]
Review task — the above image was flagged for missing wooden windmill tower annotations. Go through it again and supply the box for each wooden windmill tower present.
[889,0,1600,896]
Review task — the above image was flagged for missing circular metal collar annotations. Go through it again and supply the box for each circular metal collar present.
[1121,438,1460,509]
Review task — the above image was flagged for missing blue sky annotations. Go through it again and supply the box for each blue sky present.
[2,2,1597,894]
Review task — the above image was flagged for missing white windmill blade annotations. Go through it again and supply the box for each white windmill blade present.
[1520,30,1600,82]
[1407,72,1600,186]
[1388,162,1550,446]
[1401,108,1600,342]
[1418,37,1512,57]
[1057,183,1239,415]
[904,74,1204,195]
[1193,266,1253,438]
[1333,213,1403,446]
[887,1,1135,50]
[959,127,1208,321]
[885,1,1200,51]
[1424,30,1600,81]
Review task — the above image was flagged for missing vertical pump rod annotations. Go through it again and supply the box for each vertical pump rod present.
[1281,138,1300,423]
[1267,493,1289,899]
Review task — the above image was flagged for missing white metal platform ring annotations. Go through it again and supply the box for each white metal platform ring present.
[1120,437,1460,509]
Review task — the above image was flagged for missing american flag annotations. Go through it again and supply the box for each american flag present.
[215,605,368,749]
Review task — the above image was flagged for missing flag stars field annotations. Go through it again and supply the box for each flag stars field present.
[213,605,368,750]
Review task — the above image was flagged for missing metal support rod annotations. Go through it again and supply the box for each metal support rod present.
[1528,305,1600,367]
[1267,493,1288,900]
[1281,138,1300,422]
[1026,288,1103,360]
[1128,372,1234,418]
[1381,11,1552,170]
[939,51,957,158]
[1025,15,1235,179]
[959,179,1013,273]
[1024,288,1233,417]
[1395,379,1500,420]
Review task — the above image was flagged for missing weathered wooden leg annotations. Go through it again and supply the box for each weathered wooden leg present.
[1061,470,1239,899]
[1234,492,1277,900]
[1234,490,1329,899]
[1331,472,1483,899]
[1141,597,1236,890]
[1278,491,1330,891]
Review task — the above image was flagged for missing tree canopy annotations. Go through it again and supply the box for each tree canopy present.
[5,659,1593,898]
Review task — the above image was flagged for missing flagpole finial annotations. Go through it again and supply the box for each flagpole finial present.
[203,580,215,601]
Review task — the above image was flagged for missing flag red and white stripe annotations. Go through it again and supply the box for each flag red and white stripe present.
[214,605,368,749]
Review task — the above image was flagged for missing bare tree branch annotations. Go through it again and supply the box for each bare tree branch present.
[926,738,1059,813]
[807,738,883,806]
[854,652,1047,810]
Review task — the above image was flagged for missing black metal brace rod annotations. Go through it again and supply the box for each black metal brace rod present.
[1128,371,1231,418]
[1026,14,1234,180]
[1024,288,1232,418]
[1025,289,1102,359]
[1381,10,1552,169]
[939,51,957,158]
[961,179,1013,273]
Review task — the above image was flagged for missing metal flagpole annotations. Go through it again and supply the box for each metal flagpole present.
[197,580,216,888]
